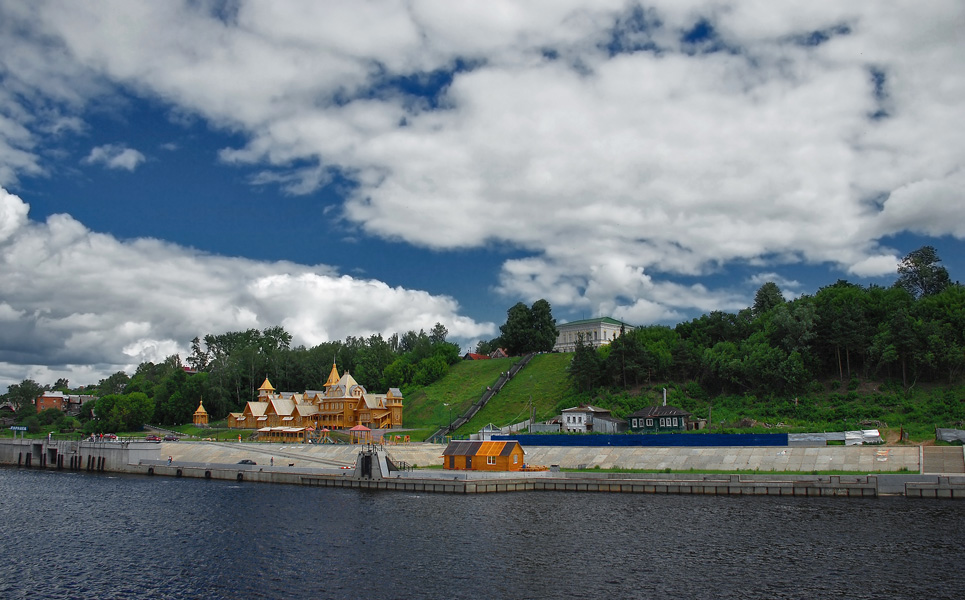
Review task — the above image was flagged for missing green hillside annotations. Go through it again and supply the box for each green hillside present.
[457,353,577,435]
[400,353,579,440]
[401,356,520,440]
[401,353,965,443]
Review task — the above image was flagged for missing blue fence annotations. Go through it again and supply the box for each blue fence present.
[492,433,789,447]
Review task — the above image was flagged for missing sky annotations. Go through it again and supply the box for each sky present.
[0,1,963,393]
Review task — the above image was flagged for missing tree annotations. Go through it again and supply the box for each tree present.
[429,323,449,344]
[603,327,649,388]
[498,299,558,355]
[5,379,43,410]
[98,371,130,396]
[475,339,498,356]
[186,336,210,371]
[568,333,602,392]
[354,334,395,390]
[896,245,951,299]
[412,355,449,386]
[529,299,559,353]
[499,302,534,355]
[814,281,870,380]
[753,282,785,316]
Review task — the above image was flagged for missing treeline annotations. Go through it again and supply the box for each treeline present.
[570,247,964,397]
[476,299,559,356]
[4,323,461,433]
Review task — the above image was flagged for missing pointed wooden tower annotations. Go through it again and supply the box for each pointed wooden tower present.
[193,399,209,426]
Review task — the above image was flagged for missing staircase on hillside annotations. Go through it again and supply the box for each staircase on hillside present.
[427,353,536,442]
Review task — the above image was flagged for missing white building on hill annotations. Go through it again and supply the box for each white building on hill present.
[553,317,635,352]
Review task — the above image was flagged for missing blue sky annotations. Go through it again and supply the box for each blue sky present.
[0,1,963,392]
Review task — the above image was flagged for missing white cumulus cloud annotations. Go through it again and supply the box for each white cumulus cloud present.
[0,188,493,390]
[82,143,146,171]
[0,1,962,373]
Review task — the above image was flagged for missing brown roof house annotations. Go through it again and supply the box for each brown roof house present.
[627,405,692,433]
[443,440,525,471]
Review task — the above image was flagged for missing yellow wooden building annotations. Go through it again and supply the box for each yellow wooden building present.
[227,364,403,433]
[442,440,525,471]
[193,400,209,426]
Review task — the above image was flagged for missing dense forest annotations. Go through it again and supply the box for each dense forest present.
[3,246,962,436]
[568,246,964,399]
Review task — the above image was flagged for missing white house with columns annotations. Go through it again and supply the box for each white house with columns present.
[553,317,635,353]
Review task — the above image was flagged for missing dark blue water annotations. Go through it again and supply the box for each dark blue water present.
[1,468,963,599]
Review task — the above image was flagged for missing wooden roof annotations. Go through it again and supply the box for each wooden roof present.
[561,404,611,414]
[627,405,692,418]
[324,362,340,387]
[243,401,269,417]
[443,440,522,458]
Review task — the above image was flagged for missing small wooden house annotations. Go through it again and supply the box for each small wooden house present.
[627,405,692,433]
[442,440,525,471]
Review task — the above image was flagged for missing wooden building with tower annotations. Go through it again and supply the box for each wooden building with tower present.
[226,364,403,433]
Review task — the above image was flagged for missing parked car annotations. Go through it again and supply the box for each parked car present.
[237,459,256,465]
[163,434,180,441]
[103,433,118,441]
[145,435,161,442]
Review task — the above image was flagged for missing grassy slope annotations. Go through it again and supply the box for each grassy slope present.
[401,357,520,439]
[457,353,577,435]
[401,355,965,443]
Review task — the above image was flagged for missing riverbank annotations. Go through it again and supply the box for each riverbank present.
[2,438,963,498]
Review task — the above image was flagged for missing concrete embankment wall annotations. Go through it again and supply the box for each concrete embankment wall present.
[0,438,157,474]
[2,439,963,497]
[0,439,929,474]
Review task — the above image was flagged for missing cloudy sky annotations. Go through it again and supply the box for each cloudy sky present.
[1,1,963,392]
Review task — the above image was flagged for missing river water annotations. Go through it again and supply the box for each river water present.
[1,468,963,599]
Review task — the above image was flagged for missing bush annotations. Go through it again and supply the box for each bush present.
[38,408,63,426]
[22,416,41,433]
[684,381,707,400]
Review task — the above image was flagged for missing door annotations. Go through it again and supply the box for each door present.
[465,455,472,469]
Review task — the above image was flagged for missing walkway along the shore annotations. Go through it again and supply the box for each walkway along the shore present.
[2,438,963,498]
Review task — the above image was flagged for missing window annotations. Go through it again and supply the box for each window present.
[513,455,518,464]
[672,417,678,426]
[632,418,638,428]
[487,456,496,465]
[659,418,665,427]
[646,419,653,427]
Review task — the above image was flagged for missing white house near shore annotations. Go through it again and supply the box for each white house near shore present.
[553,317,635,352]
[560,404,623,433]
